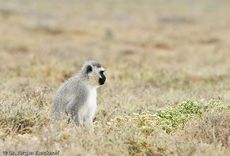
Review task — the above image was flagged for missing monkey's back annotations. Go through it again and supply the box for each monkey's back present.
[52,75,88,119]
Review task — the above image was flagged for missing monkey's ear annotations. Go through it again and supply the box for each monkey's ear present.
[86,65,93,74]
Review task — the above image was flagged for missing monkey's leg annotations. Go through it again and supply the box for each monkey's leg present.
[74,113,83,126]
[84,116,94,132]
[66,99,82,126]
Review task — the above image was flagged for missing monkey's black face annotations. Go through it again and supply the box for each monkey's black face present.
[99,71,106,85]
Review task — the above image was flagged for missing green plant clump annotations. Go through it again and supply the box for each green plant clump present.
[156,100,207,133]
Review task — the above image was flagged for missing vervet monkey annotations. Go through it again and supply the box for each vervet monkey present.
[52,60,106,129]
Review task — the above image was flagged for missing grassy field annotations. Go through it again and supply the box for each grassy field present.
[0,0,230,155]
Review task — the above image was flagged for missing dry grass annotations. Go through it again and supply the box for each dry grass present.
[181,110,230,147]
[0,0,230,155]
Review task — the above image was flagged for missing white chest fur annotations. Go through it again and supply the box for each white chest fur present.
[79,87,97,120]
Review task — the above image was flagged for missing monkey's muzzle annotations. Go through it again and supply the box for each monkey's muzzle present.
[99,71,106,85]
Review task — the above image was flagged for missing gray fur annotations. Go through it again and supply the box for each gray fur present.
[51,60,105,129]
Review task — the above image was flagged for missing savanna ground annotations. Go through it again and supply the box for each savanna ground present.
[0,0,230,155]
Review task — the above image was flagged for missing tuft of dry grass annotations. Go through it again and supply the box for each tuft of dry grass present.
[181,110,230,147]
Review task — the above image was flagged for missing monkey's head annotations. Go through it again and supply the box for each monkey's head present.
[82,60,106,87]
